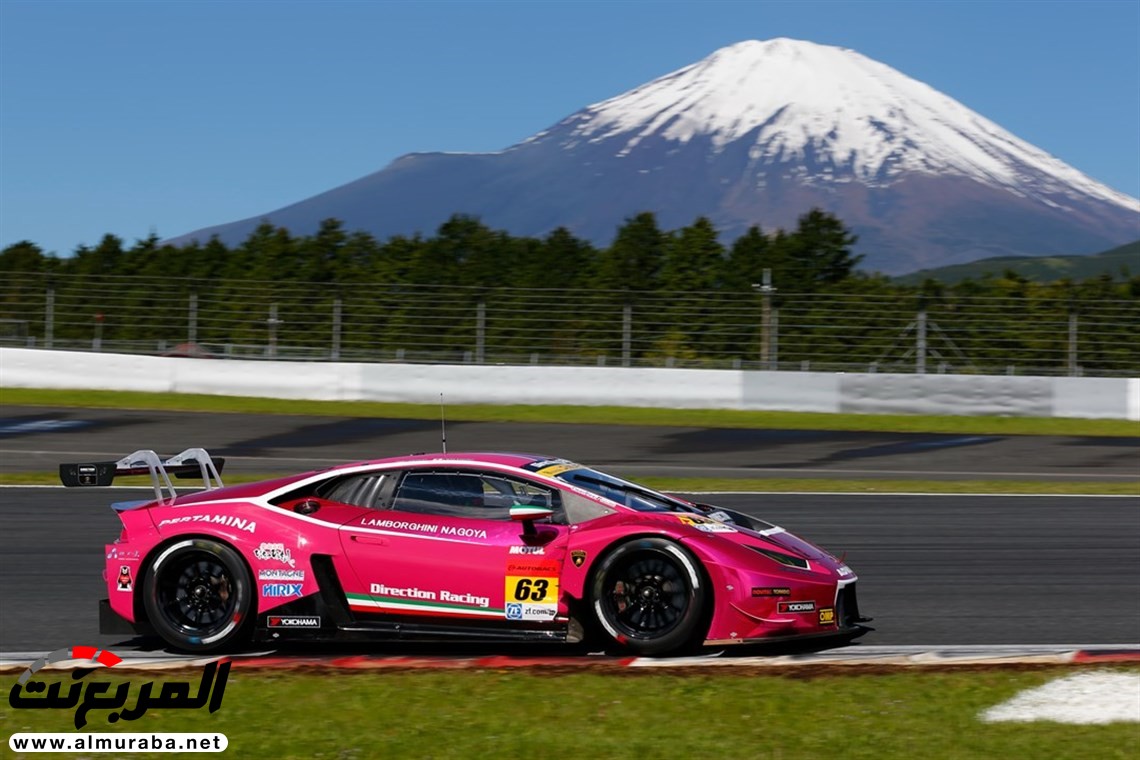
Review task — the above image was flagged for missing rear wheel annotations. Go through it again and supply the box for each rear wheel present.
[590,538,707,656]
[142,538,253,653]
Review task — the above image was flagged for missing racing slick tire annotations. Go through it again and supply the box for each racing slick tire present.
[142,538,254,653]
[590,537,708,656]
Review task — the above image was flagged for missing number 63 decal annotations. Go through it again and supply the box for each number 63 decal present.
[512,577,549,601]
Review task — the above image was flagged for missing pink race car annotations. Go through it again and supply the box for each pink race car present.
[63,449,871,656]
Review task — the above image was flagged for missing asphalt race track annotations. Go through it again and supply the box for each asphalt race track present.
[0,407,1137,654]
[1,405,1139,482]
[1,487,1137,652]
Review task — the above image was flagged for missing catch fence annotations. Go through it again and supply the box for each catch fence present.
[2,272,1138,376]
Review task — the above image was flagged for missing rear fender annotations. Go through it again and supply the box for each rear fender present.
[129,533,256,628]
[103,507,163,623]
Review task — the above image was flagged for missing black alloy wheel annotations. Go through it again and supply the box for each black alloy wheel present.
[143,538,253,653]
[591,538,707,656]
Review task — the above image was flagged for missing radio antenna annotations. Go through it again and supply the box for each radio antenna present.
[440,393,447,454]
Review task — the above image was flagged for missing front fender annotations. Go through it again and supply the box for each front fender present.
[678,534,841,644]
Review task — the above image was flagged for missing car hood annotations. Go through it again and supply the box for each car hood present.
[642,510,849,572]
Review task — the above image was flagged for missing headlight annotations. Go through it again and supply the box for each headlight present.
[747,545,810,570]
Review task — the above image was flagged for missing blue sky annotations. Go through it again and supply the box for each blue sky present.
[2,0,1137,256]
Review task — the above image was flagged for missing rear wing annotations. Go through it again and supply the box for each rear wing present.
[59,448,225,504]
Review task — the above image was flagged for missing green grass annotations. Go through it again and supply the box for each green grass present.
[2,669,1137,759]
[2,387,1138,436]
[2,471,1136,495]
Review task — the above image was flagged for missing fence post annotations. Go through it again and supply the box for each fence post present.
[92,313,104,351]
[1067,311,1077,377]
[622,304,632,367]
[754,269,775,368]
[267,304,281,358]
[44,287,54,349]
[332,298,342,361]
[475,301,486,364]
[770,307,779,370]
[188,293,198,344]
[916,309,927,374]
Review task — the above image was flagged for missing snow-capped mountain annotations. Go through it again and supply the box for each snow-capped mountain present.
[170,38,1140,274]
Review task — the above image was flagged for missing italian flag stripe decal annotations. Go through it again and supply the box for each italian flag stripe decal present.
[346,593,504,617]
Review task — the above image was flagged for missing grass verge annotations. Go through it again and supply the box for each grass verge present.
[3,387,1138,437]
[2,669,1137,759]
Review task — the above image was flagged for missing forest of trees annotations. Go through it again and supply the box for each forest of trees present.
[1,209,869,294]
[2,210,1138,373]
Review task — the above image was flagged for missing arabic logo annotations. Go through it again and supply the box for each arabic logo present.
[9,645,230,729]
[15,646,121,686]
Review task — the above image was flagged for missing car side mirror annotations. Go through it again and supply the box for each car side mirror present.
[510,504,553,536]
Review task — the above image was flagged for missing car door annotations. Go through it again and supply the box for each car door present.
[339,468,569,625]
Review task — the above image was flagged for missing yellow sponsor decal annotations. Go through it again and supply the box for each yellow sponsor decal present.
[819,607,836,625]
[505,574,559,605]
[505,559,559,604]
[674,514,736,533]
[535,463,576,478]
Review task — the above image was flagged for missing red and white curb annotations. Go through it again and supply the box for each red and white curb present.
[629,644,1140,668]
[1,644,1137,673]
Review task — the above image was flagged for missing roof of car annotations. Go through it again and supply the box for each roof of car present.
[168,452,572,506]
[333,452,553,470]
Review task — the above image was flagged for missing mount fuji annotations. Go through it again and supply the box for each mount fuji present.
[171,39,1140,274]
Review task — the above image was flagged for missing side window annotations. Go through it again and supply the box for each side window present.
[319,474,390,509]
[560,490,616,524]
[392,471,560,521]
[480,476,555,511]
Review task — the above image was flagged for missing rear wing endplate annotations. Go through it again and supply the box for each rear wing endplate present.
[59,448,226,504]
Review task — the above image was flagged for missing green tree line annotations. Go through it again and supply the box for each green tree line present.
[1,210,864,294]
[2,210,1138,373]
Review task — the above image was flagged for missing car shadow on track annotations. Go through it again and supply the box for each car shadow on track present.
[108,635,871,661]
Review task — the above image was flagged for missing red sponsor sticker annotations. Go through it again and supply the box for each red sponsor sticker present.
[506,560,558,576]
[751,587,791,597]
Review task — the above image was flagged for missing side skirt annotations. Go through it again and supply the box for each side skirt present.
[254,555,570,645]
[252,596,570,645]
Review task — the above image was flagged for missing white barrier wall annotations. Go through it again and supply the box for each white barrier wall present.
[1,347,1137,421]
[837,374,1054,417]
[359,363,742,408]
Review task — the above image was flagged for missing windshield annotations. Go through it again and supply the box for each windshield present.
[525,460,688,513]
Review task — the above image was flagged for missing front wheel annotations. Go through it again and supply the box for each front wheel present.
[590,538,708,656]
[142,538,254,653]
